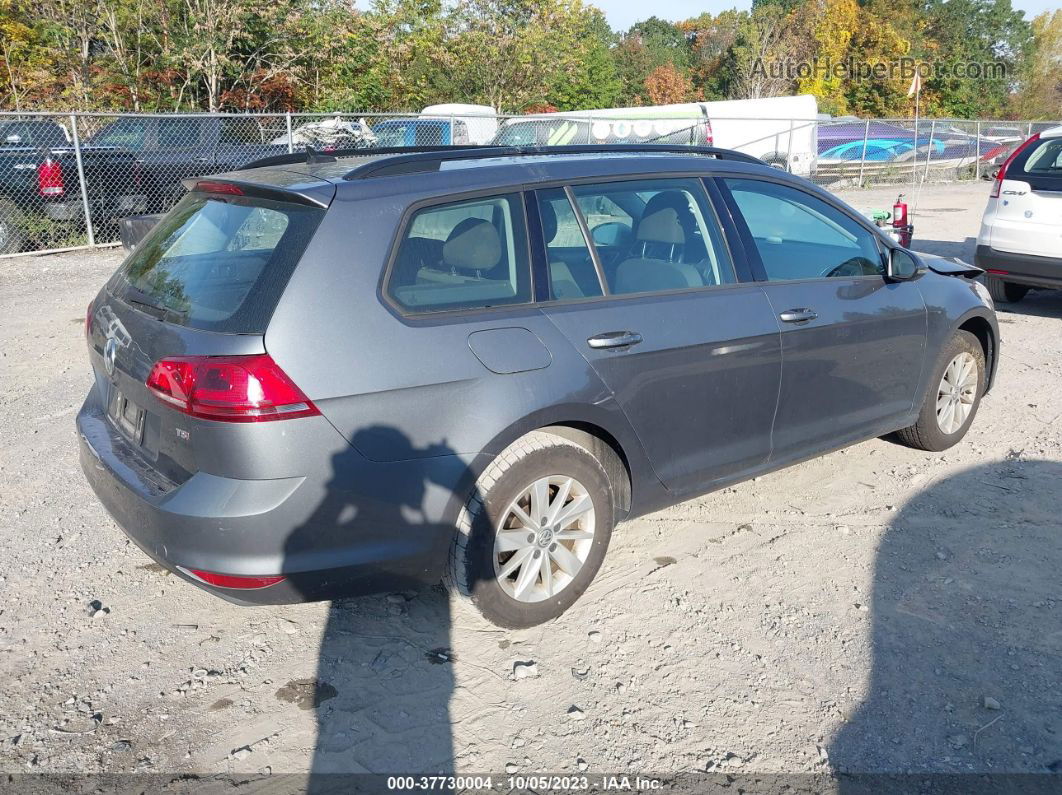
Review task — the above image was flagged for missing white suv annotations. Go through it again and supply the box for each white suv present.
[976,125,1062,303]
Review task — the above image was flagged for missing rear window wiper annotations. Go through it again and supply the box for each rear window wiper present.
[123,287,186,324]
[125,295,167,320]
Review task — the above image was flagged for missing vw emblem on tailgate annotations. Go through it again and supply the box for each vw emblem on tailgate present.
[104,337,117,377]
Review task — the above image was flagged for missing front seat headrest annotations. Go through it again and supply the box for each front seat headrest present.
[443,218,501,271]
[636,191,695,244]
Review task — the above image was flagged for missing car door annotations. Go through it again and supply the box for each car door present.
[716,176,927,463]
[533,178,781,495]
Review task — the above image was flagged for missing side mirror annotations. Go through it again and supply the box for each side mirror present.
[887,248,921,281]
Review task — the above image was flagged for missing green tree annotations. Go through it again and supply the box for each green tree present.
[1011,10,1061,118]
[921,0,1031,117]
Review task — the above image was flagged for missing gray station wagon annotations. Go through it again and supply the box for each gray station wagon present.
[79,145,999,627]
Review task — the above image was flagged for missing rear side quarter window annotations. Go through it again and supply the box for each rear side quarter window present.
[386,194,532,313]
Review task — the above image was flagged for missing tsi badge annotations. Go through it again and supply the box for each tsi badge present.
[104,337,118,377]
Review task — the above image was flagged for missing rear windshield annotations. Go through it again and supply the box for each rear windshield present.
[108,193,323,333]
[1018,137,1062,176]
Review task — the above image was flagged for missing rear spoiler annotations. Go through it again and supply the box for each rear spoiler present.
[179,177,334,208]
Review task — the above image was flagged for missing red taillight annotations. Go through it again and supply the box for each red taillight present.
[146,354,319,422]
[183,568,286,589]
[990,133,1039,198]
[704,119,714,146]
[986,268,1009,275]
[37,158,64,197]
[194,180,243,196]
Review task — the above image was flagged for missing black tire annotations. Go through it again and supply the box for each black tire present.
[894,330,986,452]
[984,275,1028,304]
[445,431,614,628]
[0,199,26,254]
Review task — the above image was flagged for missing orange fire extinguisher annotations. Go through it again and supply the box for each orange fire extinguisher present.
[892,193,913,247]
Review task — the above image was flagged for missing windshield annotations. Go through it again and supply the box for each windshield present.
[107,193,323,333]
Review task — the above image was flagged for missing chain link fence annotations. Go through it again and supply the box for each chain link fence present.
[0,110,1056,257]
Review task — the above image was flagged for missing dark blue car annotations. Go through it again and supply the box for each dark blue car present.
[79,145,998,627]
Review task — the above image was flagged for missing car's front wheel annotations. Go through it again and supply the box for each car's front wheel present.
[446,431,614,628]
[984,275,1028,303]
[894,330,986,452]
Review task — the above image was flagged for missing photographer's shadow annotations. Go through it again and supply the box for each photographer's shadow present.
[283,427,466,789]
[830,460,1062,778]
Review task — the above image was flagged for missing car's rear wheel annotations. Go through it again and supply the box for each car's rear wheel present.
[893,330,985,452]
[984,275,1028,303]
[446,431,614,628]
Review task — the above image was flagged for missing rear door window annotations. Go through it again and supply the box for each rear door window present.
[569,178,736,295]
[535,188,604,301]
[388,194,531,312]
[108,194,323,332]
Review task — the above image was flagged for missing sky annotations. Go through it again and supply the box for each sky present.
[594,0,1058,31]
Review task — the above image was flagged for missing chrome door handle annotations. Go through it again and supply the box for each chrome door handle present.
[587,331,644,349]
[778,308,818,323]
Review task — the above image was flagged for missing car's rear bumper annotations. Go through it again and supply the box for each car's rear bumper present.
[975,244,1062,289]
[77,388,463,605]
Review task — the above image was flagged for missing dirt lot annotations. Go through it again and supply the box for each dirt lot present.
[1,182,1060,784]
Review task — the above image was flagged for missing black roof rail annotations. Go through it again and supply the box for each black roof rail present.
[238,143,765,176]
[237,144,484,172]
[343,144,766,180]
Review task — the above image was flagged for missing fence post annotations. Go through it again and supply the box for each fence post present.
[1028,121,1033,139]
[858,119,870,186]
[786,118,794,172]
[974,121,981,181]
[923,119,935,182]
[69,114,95,247]
[450,113,455,146]
[285,112,293,154]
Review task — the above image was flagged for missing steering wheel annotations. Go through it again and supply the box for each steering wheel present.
[820,257,879,278]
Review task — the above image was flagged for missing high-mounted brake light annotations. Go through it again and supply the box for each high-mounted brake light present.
[182,568,286,589]
[146,354,319,422]
[990,133,1040,199]
[194,180,244,196]
[38,157,64,197]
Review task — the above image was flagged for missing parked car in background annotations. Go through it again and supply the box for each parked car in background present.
[702,94,818,175]
[0,119,71,148]
[79,144,998,628]
[493,104,713,147]
[492,95,819,175]
[0,120,144,253]
[270,116,377,151]
[419,103,498,144]
[372,118,472,147]
[976,126,1062,303]
[89,115,288,213]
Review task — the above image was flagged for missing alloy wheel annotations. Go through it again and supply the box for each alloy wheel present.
[936,351,978,434]
[493,475,596,603]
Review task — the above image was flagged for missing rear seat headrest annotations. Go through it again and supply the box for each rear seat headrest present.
[443,218,501,271]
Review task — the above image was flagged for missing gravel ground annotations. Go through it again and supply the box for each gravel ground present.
[1,182,1060,783]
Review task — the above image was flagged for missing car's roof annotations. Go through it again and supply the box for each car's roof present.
[221,147,773,201]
